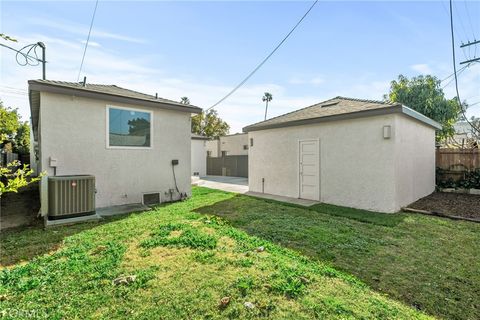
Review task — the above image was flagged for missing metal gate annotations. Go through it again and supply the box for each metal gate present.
[207,155,248,178]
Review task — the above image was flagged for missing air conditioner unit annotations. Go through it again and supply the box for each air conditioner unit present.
[48,175,95,219]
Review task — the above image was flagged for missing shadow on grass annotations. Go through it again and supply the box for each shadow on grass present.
[193,193,480,320]
[0,214,132,267]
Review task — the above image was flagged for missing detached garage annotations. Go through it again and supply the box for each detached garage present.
[243,97,442,213]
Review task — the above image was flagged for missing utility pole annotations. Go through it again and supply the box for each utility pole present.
[460,40,480,65]
[37,42,46,80]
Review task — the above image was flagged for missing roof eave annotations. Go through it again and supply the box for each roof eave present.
[28,80,202,114]
[243,105,442,132]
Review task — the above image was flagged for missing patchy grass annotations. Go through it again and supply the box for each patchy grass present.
[0,187,430,319]
[197,191,480,320]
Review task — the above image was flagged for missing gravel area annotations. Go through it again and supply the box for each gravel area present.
[408,192,480,219]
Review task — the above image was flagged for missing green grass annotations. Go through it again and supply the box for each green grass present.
[196,191,480,320]
[0,187,431,319]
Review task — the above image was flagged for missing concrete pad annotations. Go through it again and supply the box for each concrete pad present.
[195,176,248,194]
[44,213,102,228]
[43,203,151,228]
[97,203,151,217]
[245,191,320,207]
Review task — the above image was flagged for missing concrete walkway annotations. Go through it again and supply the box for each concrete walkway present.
[246,191,320,207]
[193,176,319,207]
[193,176,249,194]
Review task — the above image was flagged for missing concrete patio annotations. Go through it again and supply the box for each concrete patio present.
[193,176,249,194]
[193,176,319,207]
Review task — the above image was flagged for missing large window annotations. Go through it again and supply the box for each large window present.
[107,106,152,148]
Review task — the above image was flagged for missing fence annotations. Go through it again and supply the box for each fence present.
[0,152,18,167]
[436,148,480,182]
[207,155,248,178]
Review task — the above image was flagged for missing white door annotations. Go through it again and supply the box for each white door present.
[299,139,319,200]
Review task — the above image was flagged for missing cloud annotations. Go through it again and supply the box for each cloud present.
[410,63,432,74]
[81,40,101,48]
[26,18,145,44]
[289,75,325,86]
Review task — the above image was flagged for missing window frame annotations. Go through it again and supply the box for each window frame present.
[106,105,154,150]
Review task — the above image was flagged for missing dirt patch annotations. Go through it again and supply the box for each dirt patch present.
[408,192,480,219]
[1,183,41,230]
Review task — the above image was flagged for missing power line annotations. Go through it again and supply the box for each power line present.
[449,0,480,136]
[77,0,99,82]
[206,0,319,111]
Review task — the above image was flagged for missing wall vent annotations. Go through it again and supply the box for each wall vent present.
[143,192,161,206]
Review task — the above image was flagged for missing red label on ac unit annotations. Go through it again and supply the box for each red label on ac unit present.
[71,182,77,187]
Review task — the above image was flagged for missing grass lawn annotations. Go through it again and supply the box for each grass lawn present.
[0,188,432,319]
[197,191,480,320]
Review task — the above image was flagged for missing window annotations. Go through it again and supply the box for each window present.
[107,106,152,148]
[207,151,212,157]
[221,151,227,157]
[250,138,254,147]
[243,145,248,150]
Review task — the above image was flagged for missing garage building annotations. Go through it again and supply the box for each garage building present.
[243,97,441,213]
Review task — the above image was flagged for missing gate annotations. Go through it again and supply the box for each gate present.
[207,155,248,178]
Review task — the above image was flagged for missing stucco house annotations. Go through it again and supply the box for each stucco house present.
[243,97,441,213]
[191,134,208,177]
[206,133,249,157]
[29,79,201,212]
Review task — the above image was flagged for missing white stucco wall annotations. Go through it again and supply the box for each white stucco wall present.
[393,114,436,209]
[205,134,249,157]
[206,139,219,157]
[39,92,192,208]
[249,115,405,213]
[191,139,207,177]
[220,133,249,155]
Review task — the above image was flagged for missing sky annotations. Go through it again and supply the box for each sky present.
[1,0,479,133]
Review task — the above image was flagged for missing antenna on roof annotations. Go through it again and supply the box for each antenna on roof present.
[82,76,87,87]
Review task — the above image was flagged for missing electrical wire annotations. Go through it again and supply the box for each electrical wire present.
[77,0,99,82]
[0,43,43,66]
[206,0,318,111]
[449,0,480,137]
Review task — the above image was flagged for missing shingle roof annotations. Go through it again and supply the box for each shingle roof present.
[28,79,202,113]
[243,96,441,132]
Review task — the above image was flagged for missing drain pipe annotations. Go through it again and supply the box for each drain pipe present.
[262,178,265,193]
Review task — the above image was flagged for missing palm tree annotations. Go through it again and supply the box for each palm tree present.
[262,92,273,120]
[180,97,190,105]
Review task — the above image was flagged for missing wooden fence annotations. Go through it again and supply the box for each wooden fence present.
[436,148,480,182]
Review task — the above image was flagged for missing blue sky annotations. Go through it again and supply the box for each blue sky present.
[1,0,479,133]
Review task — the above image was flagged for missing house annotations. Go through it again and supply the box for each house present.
[206,133,248,157]
[243,97,441,213]
[29,79,202,212]
[191,133,208,177]
[443,121,479,148]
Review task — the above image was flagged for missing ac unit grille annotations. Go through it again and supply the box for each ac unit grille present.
[143,193,160,206]
[48,175,95,219]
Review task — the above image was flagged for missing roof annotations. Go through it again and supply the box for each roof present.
[243,96,442,132]
[191,133,209,140]
[29,79,202,140]
[29,79,202,113]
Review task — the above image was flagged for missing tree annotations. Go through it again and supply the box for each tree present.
[191,109,230,138]
[180,97,190,105]
[385,75,461,141]
[262,92,273,121]
[0,161,41,197]
[0,34,17,42]
[0,102,20,141]
[0,100,30,154]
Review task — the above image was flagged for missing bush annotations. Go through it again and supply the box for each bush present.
[436,168,480,189]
